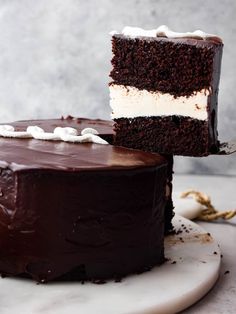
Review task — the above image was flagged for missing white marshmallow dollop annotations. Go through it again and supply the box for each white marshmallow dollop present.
[111,25,221,41]
[0,125,108,145]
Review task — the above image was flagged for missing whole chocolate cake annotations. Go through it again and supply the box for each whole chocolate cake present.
[11,117,174,233]
[0,117,167,282]
[110,25,223,157]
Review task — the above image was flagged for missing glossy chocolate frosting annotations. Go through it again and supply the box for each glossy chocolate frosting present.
[0,118,164,171]
[10,115,114,144]
[0,117,167,282]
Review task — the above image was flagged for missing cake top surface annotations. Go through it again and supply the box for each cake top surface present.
[12,116,114,136]
[0,117,166,172]
[111,25,222,44]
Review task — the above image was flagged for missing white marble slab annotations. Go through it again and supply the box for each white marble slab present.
[0,215,221,314]
[173,175,236,313]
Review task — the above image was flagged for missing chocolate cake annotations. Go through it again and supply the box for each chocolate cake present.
[0,117,168,282]
[11,116,174,233]
[110,25,223,156]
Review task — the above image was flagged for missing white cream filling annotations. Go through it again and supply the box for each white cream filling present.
[110,25,221,41]
[109,84,210,120]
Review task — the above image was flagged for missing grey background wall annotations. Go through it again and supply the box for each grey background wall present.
[0,0,235,174]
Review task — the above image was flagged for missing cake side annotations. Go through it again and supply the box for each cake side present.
[0,166,167,282]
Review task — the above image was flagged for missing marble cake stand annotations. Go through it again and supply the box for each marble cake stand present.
[0,215,221,314]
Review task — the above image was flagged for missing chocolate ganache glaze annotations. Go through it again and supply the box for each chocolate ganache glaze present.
[0,117,167,282]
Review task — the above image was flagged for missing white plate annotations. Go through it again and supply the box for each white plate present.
[0,215,221,314]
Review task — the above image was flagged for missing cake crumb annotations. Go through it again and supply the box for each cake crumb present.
[175,228,183,235]
[115,278,122,283]
[92,279,106,284]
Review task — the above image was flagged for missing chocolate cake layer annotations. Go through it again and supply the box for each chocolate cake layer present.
[0,118,167,282]
[110,35,223,96]
[114,116,218,157]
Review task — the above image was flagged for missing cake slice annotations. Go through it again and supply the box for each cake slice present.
[110,26,223,157]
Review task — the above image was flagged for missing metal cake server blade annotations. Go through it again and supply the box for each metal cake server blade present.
[215,139,236,155]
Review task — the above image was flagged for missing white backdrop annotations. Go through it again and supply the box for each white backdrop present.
[0,0,235,174]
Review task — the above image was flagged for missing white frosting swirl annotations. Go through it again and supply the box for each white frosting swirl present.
[0,125,108,145]
[111,25,221,41]
[81,127,99,135]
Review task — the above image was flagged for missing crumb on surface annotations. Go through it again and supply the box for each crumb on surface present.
[115,278,122,283]
[92,279,107,284]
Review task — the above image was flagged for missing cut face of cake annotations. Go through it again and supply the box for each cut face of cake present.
[0,117,167,282]
[110,26,223,156]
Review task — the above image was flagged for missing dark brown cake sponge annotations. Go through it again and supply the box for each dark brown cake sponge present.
[111,35,223,97]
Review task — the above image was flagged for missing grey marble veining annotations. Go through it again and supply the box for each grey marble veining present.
[0,0,235,174]
[174,174,236,314]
